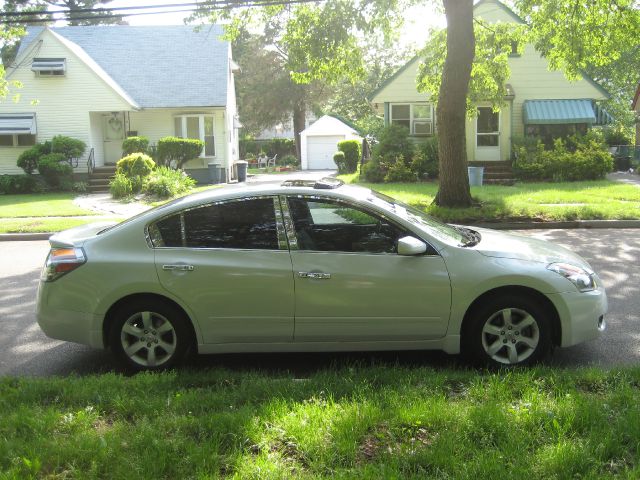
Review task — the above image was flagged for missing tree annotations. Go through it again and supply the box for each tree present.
[418,0,638,207]
[192,0,407,160]
[1,0,125,67]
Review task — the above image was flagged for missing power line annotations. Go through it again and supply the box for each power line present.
[0,0,319,20]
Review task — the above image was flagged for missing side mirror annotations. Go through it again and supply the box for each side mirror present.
[397,236,427,256]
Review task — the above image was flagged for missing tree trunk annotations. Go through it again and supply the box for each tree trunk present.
[434,0,475,207]
[292,98,306,162]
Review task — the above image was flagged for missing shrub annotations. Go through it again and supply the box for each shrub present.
[384,156,416,183]
[337,140,361,174]
[0,174,42,194]
[603,127,631,147]
[411,136,439,179]
[16,142,52,174]
[361,158,386,183]
[72,181,88,193]
[373,124,414,163]
[116,153,155,178]
[37,153,73,189]
[277,154,299,167]
[51,135,86,161]
[333,151,347,174]
[110,172,134,198]
[144,166,196,198]
[265,138,296,158]
[514,137,613,182]
[156,137,204,168]
[122,136,150,156]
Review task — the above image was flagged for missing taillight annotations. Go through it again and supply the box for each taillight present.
[42,247,86,282]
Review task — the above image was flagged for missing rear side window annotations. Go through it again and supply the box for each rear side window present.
[148,198,279,250]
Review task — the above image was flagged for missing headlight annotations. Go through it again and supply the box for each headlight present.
[547,262,596,292]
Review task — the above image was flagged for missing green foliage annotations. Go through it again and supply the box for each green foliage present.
[514,136,613,182]
[156,137,204,168]
[143,167,196,198]
[241,138,297,159]
[361,158,386,183]
[411,136,439,179]
[337,139,361,174]
[122,136,150,155]
[373,124,414,161]
[109,172,134,198]
[603,127,631,147]
[384,157,416,183]
[277,154,299,167]
[37,153,73,189]
[333,151,347,174]
[116,153,155,178]
[16,142,52,175]
[51,135,86,161]
[0,174,41,194]
[72,181,88,193]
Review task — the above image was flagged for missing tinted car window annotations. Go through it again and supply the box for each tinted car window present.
[151,198,278,250]
[288,197,406,253]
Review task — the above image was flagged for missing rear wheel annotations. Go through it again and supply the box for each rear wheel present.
[464,295,552,367]
[109,300,191,371]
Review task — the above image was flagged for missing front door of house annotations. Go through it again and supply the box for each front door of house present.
[475,107,501,161]
[102,112,125,164]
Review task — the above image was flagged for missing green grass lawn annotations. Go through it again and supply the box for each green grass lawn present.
[339,175,640,223]
[0,192,95,218]
[0,217,122,233]
[1,366,639,478]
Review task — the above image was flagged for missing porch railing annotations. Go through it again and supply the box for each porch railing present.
[86,147,95,175]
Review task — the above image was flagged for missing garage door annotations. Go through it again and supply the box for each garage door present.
[307,135,345,170]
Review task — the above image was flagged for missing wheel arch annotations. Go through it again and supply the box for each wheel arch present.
[461,286,562,347]
[102,293,198,350]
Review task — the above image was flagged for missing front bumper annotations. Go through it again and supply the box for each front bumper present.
[547,286,608,347]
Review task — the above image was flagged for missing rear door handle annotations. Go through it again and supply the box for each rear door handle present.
[298,271,331,279]
[162,264,194,271]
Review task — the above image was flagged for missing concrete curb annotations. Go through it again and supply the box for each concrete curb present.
[2,219,640,241]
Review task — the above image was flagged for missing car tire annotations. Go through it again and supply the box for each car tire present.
[464,294,552,367]
[109,299,192,371]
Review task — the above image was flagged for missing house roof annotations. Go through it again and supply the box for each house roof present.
[17,25,230,109]
[302,115,361,137]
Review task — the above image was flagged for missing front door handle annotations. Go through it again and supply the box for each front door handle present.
[298,271,331,280]
[162,264,195,271]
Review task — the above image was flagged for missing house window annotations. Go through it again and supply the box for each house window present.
[31,58,66,77]
[390,103,434,135]
[0,113,37,146]
[174,114,215,157]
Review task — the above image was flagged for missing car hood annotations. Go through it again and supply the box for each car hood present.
[470,227,593,271]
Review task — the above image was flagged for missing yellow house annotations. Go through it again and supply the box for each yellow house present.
[633,84,640,146]
[0,25,240,188]
[370,0,611,174]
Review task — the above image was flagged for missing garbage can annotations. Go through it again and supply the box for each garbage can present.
[236,161,248,182]
[468,166,484,186]
[208,162,222,184]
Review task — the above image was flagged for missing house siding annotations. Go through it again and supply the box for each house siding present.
[0,29,132,175]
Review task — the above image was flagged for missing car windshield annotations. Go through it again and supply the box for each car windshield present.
[365,190,469,246]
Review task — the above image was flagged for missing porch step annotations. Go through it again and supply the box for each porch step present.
[468,161,515,185]
[87,165,117,193]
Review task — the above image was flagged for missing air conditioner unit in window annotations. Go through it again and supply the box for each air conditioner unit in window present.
[413,121,433,135]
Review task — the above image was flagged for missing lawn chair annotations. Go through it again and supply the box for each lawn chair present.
[257,154,268,168]
[267,154,278,168]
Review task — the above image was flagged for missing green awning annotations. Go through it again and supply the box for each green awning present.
[593,104,614,125]
[523,99,596,125]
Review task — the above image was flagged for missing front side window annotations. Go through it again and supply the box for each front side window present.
[174,114,216,157]
[0,134,36,147]
[149,198,278,250]
[287,197,407,254]
[390,103,434,136]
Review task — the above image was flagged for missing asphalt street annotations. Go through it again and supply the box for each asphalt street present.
[1,229,638,376]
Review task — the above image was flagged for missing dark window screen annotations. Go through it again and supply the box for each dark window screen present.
[184,198,278,249]
[154,214,182,247]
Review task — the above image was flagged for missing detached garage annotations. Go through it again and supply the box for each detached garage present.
[300,115,362,170]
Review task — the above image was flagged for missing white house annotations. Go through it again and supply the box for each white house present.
[300,115,362,170]
[369,0,612,166]
[0,25,240,183]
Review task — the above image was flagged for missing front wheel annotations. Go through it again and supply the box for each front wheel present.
[464,295,552,367]
[109,300,192,371]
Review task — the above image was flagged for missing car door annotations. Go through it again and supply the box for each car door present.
[283,195,452,342]
[149,196,295,344]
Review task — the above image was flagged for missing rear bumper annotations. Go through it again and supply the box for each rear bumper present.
[548,287,607,347]
[36,282,104,349]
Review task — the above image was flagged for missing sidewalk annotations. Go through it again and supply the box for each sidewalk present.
[606,171,640,186]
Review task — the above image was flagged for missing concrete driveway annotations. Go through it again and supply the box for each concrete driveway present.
[1,228,638,376]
